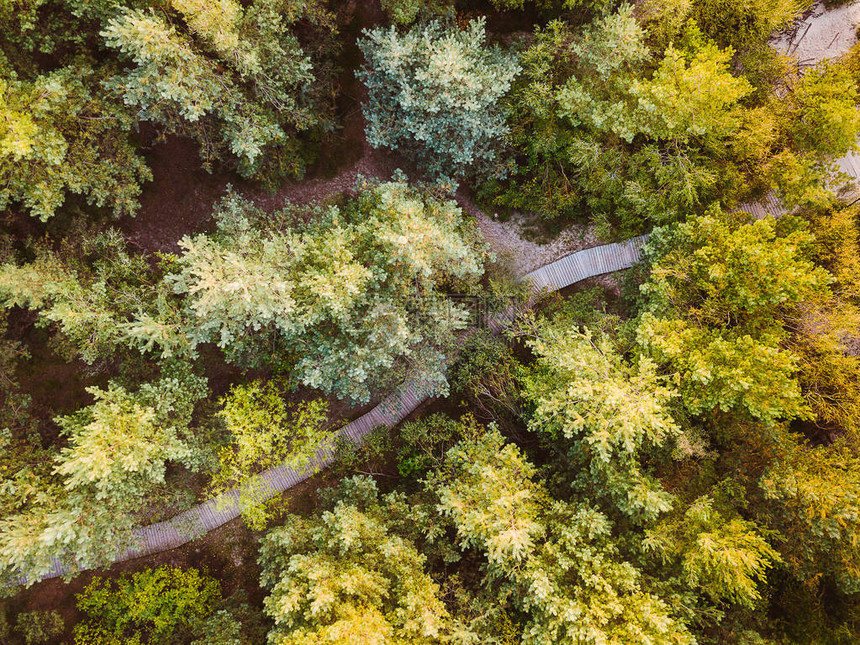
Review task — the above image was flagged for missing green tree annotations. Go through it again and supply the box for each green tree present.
[523,325,678,523]
[0,369,206,584]
[757,438,860,593]
[358,19,520,182]
[430,426,696,644]
[788,204,860,436]
[54,374,204,501]
[787,63,860,159]
[210,380,334,528]
[258,475,449,644]
[488,11,753,230]
[0,229,191,364]
[0,64,150,220]
[0,0,339,220]
[451,331,523,421]
[768,62,860,209]
[637,213,832,424]
[170,180,484,403]
[14,610,64,645]
[101,8,284,176]
[693,0,799,52]
[646,495,780,609]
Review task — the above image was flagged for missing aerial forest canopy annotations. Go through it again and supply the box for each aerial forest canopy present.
[1,0,860,643]
[0,0,338,220]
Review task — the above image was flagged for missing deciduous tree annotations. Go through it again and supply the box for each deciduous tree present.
[258,476,449,644]
[170,180,484,403]
[358,19,520,182]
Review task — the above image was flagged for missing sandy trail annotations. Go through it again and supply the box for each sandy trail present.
[773,1,860,63]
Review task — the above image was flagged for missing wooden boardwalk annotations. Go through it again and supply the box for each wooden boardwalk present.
[523,235,647,291]
[21,235,648,585]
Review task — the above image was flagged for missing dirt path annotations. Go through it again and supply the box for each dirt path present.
[457,189,600,275]
[120,126,405,255]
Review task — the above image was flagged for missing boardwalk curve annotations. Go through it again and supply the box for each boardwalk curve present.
[25,234,649,584]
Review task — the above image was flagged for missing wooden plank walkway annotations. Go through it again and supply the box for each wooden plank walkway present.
[524,235,648,292]
[19,235,648,585]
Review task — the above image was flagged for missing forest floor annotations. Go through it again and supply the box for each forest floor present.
[120,99,595,272]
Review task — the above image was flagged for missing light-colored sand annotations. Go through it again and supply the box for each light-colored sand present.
[773,1,860,63]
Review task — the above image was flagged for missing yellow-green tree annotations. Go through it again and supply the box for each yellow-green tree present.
[258,476,450,644]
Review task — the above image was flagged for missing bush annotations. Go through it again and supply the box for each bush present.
[15,610,64,645]
[451,332,523,420]
[74,566,221,644]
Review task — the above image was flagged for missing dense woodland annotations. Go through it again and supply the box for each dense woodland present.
[1,0,860,642]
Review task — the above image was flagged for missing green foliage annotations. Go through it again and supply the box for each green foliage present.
[211,380,334,528]
[0,65,150,220]
[74,566,221,644]
[767,62,860,209]
[432,426,543,565]
[258,475,449,644]
[788,205,860,436]
[333,424,394,478]
[692,0,801,52]
[15,610,64,645]
[757,60,860,210]
[430,426,696,644]
[647,495,780,609]
[524,325,678,523]
[451,331,523,420]
[787,63,860,159]
[102,8,285,177]
[488,10,753,229]
[641,215,830,327]
[626,43,751,142]
[170,180,484,403]
[0,229,191,364]
[0,0,339,218]
[639,317,808,424]
[54,372,204,501]
[0,369,205,583]
[379,0,450,26]
[758,438,860,593]
[358,19,520,182]
[637,213,832,424]
[395,412,466,478]
[553,15,751,144]
[491,4,859,232]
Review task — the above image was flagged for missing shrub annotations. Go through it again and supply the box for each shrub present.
[15,610,64,645]
[74,566,221,644]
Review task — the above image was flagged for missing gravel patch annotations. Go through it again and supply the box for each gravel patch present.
[455,190,599,275]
